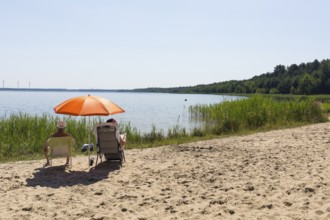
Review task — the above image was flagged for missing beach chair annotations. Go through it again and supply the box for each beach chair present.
[95,124,125,166]
[47,136,75,168]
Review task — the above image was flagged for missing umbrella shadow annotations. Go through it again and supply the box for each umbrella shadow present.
[26,161,122,188]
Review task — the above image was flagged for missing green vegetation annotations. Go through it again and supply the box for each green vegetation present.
[133,59,330,95]
[0,95,328,162]
[0,114,98,162]
[189,95,327,135]
[0,113,192,162]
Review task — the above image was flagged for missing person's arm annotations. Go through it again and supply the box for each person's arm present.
[115,129,121,144]
[120,133,126,147]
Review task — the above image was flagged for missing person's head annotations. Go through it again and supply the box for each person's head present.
[57,121,66,131]
[106,118,116,123]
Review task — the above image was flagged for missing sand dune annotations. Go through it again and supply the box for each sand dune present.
[1,122,330,219]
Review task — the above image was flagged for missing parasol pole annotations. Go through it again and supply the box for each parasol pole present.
[88,116,91,168]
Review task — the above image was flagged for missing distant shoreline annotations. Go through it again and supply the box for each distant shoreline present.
[0,88,132,93]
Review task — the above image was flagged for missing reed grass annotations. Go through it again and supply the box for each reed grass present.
[0,95,327,162]
[189,95,327,135]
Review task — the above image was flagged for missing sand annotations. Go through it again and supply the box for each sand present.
[0,122,330,220]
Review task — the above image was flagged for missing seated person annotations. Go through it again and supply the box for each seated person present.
[93,118,126,149]
[43,121,72,167]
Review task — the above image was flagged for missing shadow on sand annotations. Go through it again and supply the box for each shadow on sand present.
[26,161,122,188]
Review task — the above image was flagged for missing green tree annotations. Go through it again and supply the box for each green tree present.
[277,77,291,94]
[273,65,286,75]
[297,74,318,95]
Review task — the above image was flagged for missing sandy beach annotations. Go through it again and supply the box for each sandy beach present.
[0,122,330,220]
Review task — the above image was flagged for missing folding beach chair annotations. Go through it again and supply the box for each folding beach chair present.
[95,124,125,166]
[47,136,75,168]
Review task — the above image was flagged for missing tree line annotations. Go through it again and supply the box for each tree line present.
[133,59,330,95]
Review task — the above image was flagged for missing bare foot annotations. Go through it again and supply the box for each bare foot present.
[43,162,50,168]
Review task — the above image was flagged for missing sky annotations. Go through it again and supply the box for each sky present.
[1,0,329,90]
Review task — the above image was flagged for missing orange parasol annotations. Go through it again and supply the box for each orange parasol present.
[54,94,125,167]
[54,94,125,116]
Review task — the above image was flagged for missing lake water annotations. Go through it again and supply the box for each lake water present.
[0,91,242,133]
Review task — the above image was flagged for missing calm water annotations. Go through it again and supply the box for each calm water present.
[0,91,241,133]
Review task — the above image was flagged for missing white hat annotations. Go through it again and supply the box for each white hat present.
[57,121,66,129]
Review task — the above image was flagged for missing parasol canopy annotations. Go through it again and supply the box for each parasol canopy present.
[54,94,125,116]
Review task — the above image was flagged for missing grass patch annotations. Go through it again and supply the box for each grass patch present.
[189,95,327,135]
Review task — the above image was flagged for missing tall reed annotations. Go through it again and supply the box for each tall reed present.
[0,114,97,161]
[189,95,326,135]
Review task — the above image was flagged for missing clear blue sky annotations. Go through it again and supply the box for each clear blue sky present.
[1,0,329,89]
